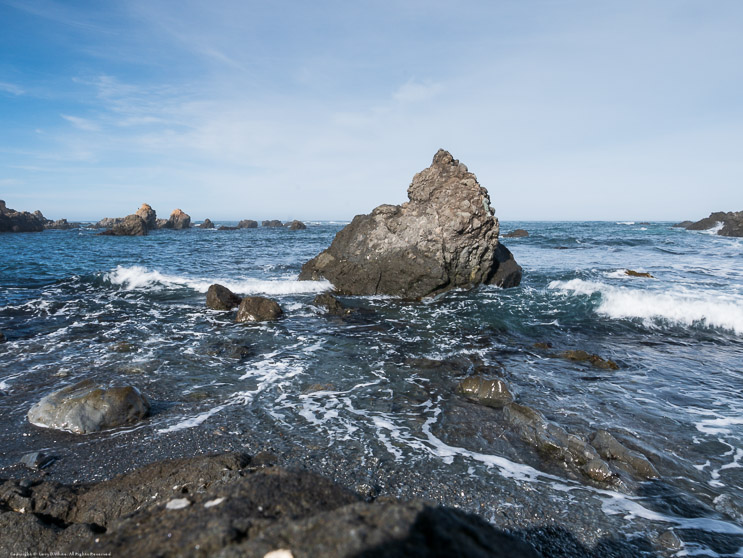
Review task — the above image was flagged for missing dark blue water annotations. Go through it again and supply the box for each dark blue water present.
[1,221,742,555]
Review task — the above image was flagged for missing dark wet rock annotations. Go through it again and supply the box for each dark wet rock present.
[683,210,743,237]
[503,228,529,238]
[0,331,5,343]
[111,341,136,353]
[589,430,659,480]
[163,208,191,230]
[0,453,539,558]
[97,214,148,236]
[135,203,157,230]
[557,350,619,371]
[299,150,522,298]
[238,219,258,229]
[638,222,651,225]
[27,379,150,434]
[206,340,253,360]
[44,219,76,230]
[235,296,283,322]
[672,220,693,228]
[218,225,239,230]
[719,212,743,237]
[199,218,215,229]
[20,452,57,470]
[533,342,552,350]
[625,269,654,278]
[456,376,513,408]
[685,211,728,231]
[262,219,284,227]
[287,219,307,230]
[313,293,353,316]
[92,216,124,229]
[0,200,45,232]
[206,284,242,310]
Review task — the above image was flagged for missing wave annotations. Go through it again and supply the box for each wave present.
[103,265,331,295]
[616,221,635,225]
[549,279,743,334]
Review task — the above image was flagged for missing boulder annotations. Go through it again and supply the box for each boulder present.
[206,284,242,310]
[92,217,124,229]
[312,293,353,316]
[589,430,659,479]
[456,376,513,408]
[27,379,150,434]
[97,214,148,236]
[262,219,284,227]
[0,200,45,233]
[199,218,215,229]
[287,220,307,230]
[238,219,258,229]
[625,269,654,278]
[135,203,157,230]
[299,150,522,298]
[235,296,283,322]
[503,228,529,238]
[163,209,191,230]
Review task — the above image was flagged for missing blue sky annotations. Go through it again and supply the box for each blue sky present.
[1,0,741,221]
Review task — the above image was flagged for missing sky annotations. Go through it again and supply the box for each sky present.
[0,0,741,221]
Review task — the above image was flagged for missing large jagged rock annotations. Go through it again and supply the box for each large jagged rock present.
[163,209,191,230]
[682,211,743,237]
[299,150,522,298]
[27,379,150,434]
[0,200,45,233]
[135,203,158,230]
[97,214,147,236]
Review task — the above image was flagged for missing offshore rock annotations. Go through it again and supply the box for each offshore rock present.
[199,218,214,229]
[672,220,693,228]
[456,376,513,408]
[299,150,522,298]
[262,219,284,227]
[206,284,242,310]
[163,209,191,230]
[503,228,529,238]
[683,210,743,237]
[625,269,654,278]
[238,219,258,229]
[0,331,6,343]
[287,220,307,230]
[557,350,619,370]
[0,200,45,233]
[218,225,238,231]
[135,203,157,230]
[44,219,76,230]
[93,217,124,229]
[97,214,147,236]
[236,296,283,322]
[27,379,150,434]
[313,293,353,316]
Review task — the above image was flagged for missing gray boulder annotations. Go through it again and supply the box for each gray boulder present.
[235,296,283,322]
[503,228,529,238]
[287,219,307,230]
[97,214,147,236]
[261,219,283,227]
[27,379,150,434]
[299,150,522,298]
[135,203,157,230]
[206,284,242,310]
[163,209,191,230]
[238,219,258,229]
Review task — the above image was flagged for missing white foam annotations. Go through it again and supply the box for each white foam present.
[700,221,724,235]
[617,221,635,225]
[549,279,743,334]
[104,265,331,295]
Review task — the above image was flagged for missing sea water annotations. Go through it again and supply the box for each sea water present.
[1,221,741,556]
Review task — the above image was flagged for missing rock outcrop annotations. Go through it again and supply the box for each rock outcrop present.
[287,220,307,230]
[92,217,124,229]
[163,209,191,230]
[97,214,148,236]
[0,201,45,233]
[235,296,283,322]
[262,220,283,227]
[27,379,150,434]
[135,203,157,230]
[206,284,242,310]
[299,150,522,298]
[238,219,258,229]
[503,228,529,238]
[199,218,214,229]
[680,211,743,237]
[456,376,513,408]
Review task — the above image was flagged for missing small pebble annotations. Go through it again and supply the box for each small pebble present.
[165,498,191,510]
[204,497,225,508]
[264,550,294,558]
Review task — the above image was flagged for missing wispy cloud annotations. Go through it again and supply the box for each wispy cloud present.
[0,81,25,95]
[393,80,442,103]
[60,114,101,131]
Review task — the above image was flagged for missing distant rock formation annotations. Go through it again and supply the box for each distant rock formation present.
[287,220,307,230]
[503,228,529,238]
[218,225,239,231]
[299,150,522,298]
[262,220,284,227]
[163,209,191,230]
[679,211,743,237]
[0,200,45,232]
[93,217,124,229]
[135,203,158,230]
[672,221,693,228]
[199,218,215,229]
[98,214,148,236]
[238,219,258,229]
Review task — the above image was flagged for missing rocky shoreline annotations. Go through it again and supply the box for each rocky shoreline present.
[674,211,743,237]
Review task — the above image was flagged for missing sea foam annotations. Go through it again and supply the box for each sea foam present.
[549,279,743,335]
[104,265,331,295]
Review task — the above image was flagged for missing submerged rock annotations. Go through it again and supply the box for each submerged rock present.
[206,284,242,310]
[503,228,529,238]
[97,214,148,236]
[238,219,258,229]
[27,379,150,434]
[287,220,307,230]
[135,203,157,231]
[235,296,283,322]
[163,209,191,230]
[299,150,522,298]
[625,269,654,278]
[456,376,513,408]
[20,452,57,470]
[0,331,5,343]
[312,293,353,316]
[0,200,45,233]
[557,350,619,371]
[589,430,659,480]
[262,219,284,227]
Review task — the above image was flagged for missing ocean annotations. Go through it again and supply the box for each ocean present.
[1,221,742,556]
